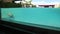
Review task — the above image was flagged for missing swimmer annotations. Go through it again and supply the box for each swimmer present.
[8,12,14,18]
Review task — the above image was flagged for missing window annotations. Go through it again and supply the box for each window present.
[44,6,49,8]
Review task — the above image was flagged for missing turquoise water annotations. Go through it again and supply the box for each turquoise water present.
[1,8,60,28]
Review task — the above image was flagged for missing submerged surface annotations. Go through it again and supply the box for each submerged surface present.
[1,8,60,29]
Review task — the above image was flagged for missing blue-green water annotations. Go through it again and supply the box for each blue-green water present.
[1,8,60,28]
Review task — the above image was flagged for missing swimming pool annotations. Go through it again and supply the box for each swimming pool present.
[1,8,60,31]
